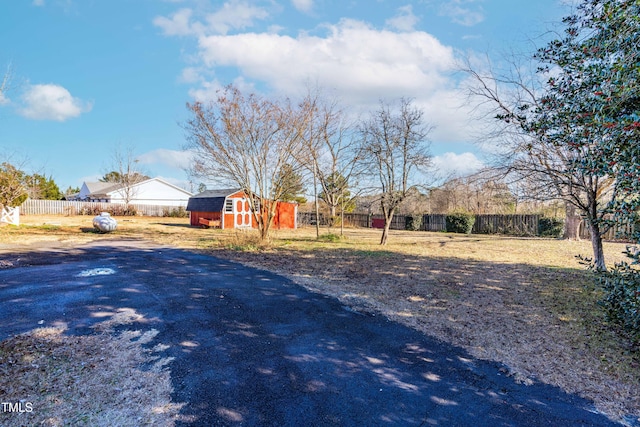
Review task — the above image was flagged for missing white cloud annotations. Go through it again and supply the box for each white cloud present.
[137,148,194,171]
[188,18,482,141]
[291,0,314,14]
[157,5,494,144]
[179,67,203,84]
[432,152,485,178]
[32,0,45,6]
[385,5,419,32]
[153,1,269,36]
[19,84,92,121]
[153,8,195,36]
[439,1,484,26]
[197,19,455,99]
[204,1,269,35]
[188,76,257,102]
[0,92,9,106]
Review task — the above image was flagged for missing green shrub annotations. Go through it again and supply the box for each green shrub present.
[318,233,343,242]
[445,213,475,234]
[78,205,138,217]
[538,217,564,237]
[405,214,423,231]
[162,206,188,218]
[593,247,640,344]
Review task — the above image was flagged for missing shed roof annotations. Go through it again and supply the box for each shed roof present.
[186,188,242,212]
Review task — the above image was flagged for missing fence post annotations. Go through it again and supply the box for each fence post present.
[1,206,20,225]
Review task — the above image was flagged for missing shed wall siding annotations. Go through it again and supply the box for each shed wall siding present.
[274,201,297,229]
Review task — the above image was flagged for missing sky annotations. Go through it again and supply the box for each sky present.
[0,0,573,193]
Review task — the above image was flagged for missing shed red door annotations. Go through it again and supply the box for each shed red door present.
[234,198,252,228]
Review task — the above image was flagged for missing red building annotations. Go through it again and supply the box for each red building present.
[186,189,298,230]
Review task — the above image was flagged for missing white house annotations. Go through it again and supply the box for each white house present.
[72,178,193,207]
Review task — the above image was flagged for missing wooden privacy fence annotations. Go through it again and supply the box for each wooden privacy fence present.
[578,219,637,241]
[472,214,540,236]
[297,212,540,235]
[20,199,187,217]
[298,211,636,240]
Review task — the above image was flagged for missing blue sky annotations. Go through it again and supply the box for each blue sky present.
[0,0,572,192]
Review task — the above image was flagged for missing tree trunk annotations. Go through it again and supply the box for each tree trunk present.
[380,207,395,245]
[258,202,276,242]
[340,189,344,237]
[380,221,391,245]
[563,202,581,240]
[328,204,337,230]
[589,220,606,271]
[313,169,320,238]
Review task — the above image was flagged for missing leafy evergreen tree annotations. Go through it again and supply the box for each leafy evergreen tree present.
[274,163,307,204]
[25,174,62,200]
[533,0,640,240]
[64,186,81,196]
[100,170,149,183]
[318,172,355,215]
[533,0,640,339]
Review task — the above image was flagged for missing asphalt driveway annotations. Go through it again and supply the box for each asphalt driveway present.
[0,240,622,426]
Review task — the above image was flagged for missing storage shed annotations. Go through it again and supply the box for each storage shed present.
[186,189,297,229]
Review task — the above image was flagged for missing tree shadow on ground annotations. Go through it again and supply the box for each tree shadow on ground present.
[154,222,194,229]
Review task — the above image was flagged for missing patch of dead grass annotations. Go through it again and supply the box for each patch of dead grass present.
[0,327,181,427]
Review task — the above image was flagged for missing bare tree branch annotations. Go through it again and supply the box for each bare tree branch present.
[358,98,434,245]
[184,85,308,240]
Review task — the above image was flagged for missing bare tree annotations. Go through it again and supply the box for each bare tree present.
[298,90,362,236]
[184,85,307,241]
[359,98,433,245]
[104,146,149,206]
[461,55,617,269]
[429,170,517,214]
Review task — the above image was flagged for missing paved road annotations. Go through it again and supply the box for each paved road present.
[0,240,622,426]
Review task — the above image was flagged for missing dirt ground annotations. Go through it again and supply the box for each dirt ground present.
[1,215,639,425]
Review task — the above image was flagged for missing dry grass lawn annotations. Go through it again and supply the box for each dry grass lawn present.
[0,327,181,427]
[1,215,639,425]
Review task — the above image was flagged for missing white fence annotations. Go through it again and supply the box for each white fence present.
[1,206,20,225]
[20,199,187,217]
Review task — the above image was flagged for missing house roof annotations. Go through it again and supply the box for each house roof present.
[85,178,193,199]
[142,178,194,197]
[84,181,119,196]
[186,188,242,212]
